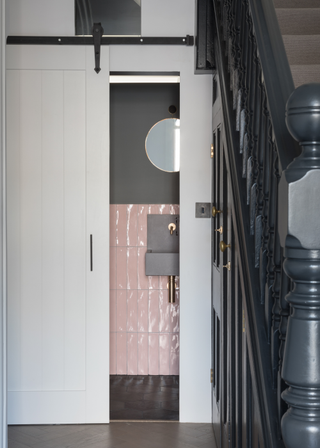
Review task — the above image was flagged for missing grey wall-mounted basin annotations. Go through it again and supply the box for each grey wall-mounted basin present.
[145,214,179,276]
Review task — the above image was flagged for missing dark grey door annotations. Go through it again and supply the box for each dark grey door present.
[212,127,262,448]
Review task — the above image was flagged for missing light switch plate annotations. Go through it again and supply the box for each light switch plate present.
[195,202,211,218]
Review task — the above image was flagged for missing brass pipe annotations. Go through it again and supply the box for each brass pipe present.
[168,275,175,303]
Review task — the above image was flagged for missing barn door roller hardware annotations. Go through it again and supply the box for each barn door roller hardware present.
[92,23,104,73]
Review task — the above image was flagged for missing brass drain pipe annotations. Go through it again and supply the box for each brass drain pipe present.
[168,275,175,303]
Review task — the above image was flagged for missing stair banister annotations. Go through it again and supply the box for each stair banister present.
[279,83,320,447]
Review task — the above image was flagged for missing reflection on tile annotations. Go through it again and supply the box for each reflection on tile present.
[170,333,180,375]
[116,205,127,246]
[110,290,117,332]
[137,247,148,290]
[159,276,168,290]
[159,289,170,333]
[171,296,180,333]
[170,204,180,214]
[110,204,117,246]
[110,332,117,374]
[117,290,127,332]
[138,290,148,332]
[148,290,159,333]
[127,333,138,375]
[138,333,148,375]
[148,275,159,290]
[127,247,138,290]
[116,247,127,289]
[127,290,137,332]
[149,334,159,375]
[110,247,117,290]
[117,333,127,374]
[138,205,148,246]
[127,204,138,247]
[148,204,160,214]
[159,334,170,375]
[159,204,170,214]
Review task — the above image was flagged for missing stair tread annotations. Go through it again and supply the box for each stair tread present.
[276,9,320,35]
[290,65,320,87]
[283,35,320,64]
[274,0,320,7]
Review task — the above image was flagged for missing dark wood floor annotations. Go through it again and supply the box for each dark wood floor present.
[110,375,179,420]
[8,422,217,448]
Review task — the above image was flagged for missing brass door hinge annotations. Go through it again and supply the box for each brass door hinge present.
[210,144,214,158]
[210,368,213,383]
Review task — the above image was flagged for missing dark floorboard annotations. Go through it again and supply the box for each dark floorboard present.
[8,422,217,448]
[110,375,179,421]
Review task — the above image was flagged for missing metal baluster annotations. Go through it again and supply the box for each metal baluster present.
[277,263,290,420]
[259,113,271,304]
[270,151,281,388]
[264,140,277,342]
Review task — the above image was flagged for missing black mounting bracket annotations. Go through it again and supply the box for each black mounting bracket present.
[92,23,104,74]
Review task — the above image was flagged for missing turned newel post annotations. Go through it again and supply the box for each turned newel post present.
[278,83,320,448]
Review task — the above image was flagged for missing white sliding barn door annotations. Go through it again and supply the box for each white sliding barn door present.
[6,46,109,424]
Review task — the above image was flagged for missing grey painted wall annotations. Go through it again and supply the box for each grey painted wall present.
[110,83,180,204]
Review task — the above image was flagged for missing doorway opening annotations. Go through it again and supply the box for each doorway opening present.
[109,78,180,420]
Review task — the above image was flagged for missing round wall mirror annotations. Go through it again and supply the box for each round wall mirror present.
[145,118,180,172]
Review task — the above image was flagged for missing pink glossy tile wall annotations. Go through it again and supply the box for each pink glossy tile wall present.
[110,204,180,376]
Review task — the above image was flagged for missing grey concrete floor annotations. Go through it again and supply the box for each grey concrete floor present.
[8,422,217,448]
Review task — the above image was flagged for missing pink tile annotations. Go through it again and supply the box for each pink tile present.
[170,333,180,375]
[170,204,180,215]
[159,204,170,214]
[148,290,159,333]
[138,205,148,246]
[159,334,170,375]
[110,332,117,374]
[116,205,127,246]
[148,204,160,214]
[148,275,159,290]
[159,289,170,333]
[116,290,127,332]
[110,290,117,332]
[138,333,148,375]
[127,290,138,332]
[110,247,117,290]
[159,276,168,290]
[127,247,138,290]
[116,247,127,289]
[127,204,138,246]
[117,333,127,374]
[170,299,180,333]
[110,205,117,246]
[148,334,159,375]
[137,247,149,289]
[138,290,148,332]
[127,333,138,375]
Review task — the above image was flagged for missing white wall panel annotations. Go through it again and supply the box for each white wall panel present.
[141,0,195,36]
[110,46,212,423]
[6,0,74,36]
[6,0,195,38]
[7,70,21,392]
